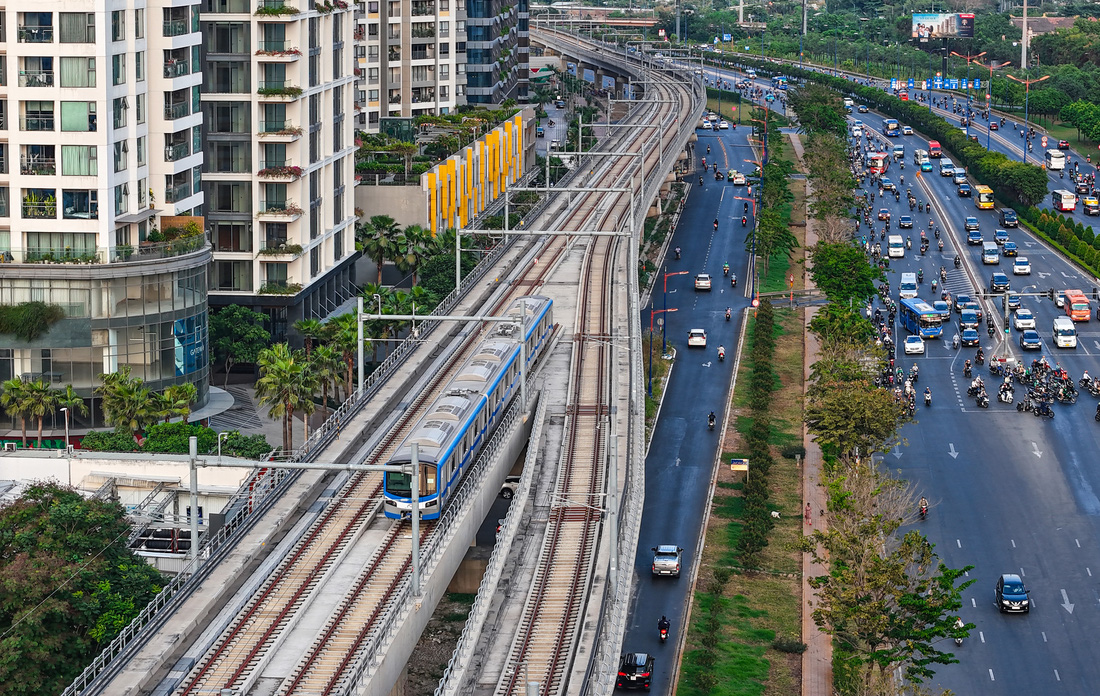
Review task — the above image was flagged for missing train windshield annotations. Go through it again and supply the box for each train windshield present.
[385,471,412,497]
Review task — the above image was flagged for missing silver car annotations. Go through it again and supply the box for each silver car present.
[651,545,683,577]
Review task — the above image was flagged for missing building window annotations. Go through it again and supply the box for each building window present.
[138,178,147,208]
[368,45,379,62]
[59,57,95,88]
[266,262,288,284]
[213,222,252,252]
[204,102,249,133]
[135,9,144,39]
[113,141,128,172]
[264,222,287,247]
[114,183,129,215]
[309,129,320,164]
[440,85,448,100]
[135,52,145,82]
[440,64,449,79]
[112,97,128,128]
[310,247,320,277]
[214,260,253,291]
[62,190,98,219]
[61,101,96,132]
[22,101,54,131]
[334,229,343,260]
[112,54,126,85]
[111,11,125,41]
[210,142,250,173]
[205,21,249,53]
[210,182,250,212]
[60,145,97,175]
[136,136,146,167]
[136,94,146,124]
[204,61,250,93]
[59,13,95,43]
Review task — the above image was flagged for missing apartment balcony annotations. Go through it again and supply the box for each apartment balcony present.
[20,156,55,175]
[257,163,302,180]
[164,102,191,120]
[18,70,53,88]
[254,0,301,20]
[257,200,302,221]
[257,240,304,257]
[20,116,54,131]
[21,202,55,219]
[255,43,302,61]
[257,81,303,100]
[163,60,191,78]
[257,120,302,141]
[165,181,193,203]
[163,19,190,37]
[164,142,191,162]
[17,26,52,43]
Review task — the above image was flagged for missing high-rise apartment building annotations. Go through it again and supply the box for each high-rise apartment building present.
[201,0,357,340]
[464,0,525,104]
[0,1,213,422]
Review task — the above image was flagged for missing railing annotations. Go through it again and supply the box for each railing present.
[411,25,435,38]
[18,70,53,87]
[164,182,192,203]
[259,159,288,169]
[410,1,435,15]
[258,40,289,51]
[21,201,55,219]
[20,157,55,175]
[164,142,190,161]
[0,241,212,266]
[258,80,288,90]
[162,19,189,37]
[164,102,190,120]
[163,60,190,78]
[18,26,52,43]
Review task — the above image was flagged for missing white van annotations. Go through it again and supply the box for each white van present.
[843,97,854,108]
[899,272,918,299]
[1053,316,1078,348]
[887,234,905,258]
[953,168,967,185]
[940,160,956,177]
[913,149,929,165]
[982,242,1000,264]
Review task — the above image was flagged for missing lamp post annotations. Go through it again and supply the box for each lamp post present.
[60,407,70,485]
[648,304,676,396]
[1007,73,1050,164]
[980,59,1011,149]
[662,269,689,351]
[950,51,986,140]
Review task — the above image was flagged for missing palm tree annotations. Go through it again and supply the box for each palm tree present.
[388,141,419,179]
[21,379,58,447]
[293,318,327,357]
[357,215,400,283]
[391,225,433,284]
[0,378,30,446]
[56,384,90,427]
[329,313,362,400]
[255,343,313,452]
[310,344,342,417]
[158,383,198,423]
[97,367,157,441]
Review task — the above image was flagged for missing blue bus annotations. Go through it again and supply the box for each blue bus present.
[771,76,788,90]
[884,119,900,137]
[899,298,943,339]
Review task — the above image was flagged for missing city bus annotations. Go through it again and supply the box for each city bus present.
[1045,149,1066,171]
[1052,189,1077,212]
[974,185,995,210]
[928,140,942,158]
[899,298,943,339]
[867,152,889,174]
[884,119,900,137]
[1064,289,1091,322]
[771,75,788,90]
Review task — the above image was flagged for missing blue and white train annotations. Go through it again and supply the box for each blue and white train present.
[383,295,555,520]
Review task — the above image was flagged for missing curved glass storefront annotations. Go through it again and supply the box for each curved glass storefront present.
[0,246,211,429]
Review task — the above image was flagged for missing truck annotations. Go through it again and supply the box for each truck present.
[928,140,942,158]
[1064,289,1091,322]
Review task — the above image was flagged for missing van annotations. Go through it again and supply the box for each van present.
[899,272,918,298]
[953,168,967,185]
[999,208,1018,227]
[843,97,854,108]
[887,234,905,258]
[940,160,955,177]
[892,145,905,159]
[1053,316,1078,348]
[549,139,561,150]
[913,149,929,165]
[982,242,1000,264]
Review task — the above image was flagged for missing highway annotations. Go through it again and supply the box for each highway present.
[621,118,759,693]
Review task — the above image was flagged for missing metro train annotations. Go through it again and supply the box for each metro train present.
[383,295,555,520]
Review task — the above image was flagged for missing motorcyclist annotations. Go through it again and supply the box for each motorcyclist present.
[723,262,729,276]
[725,307,732,321]
[931,279,937,293]
[917,269,924,283]
[699,176,704,185]
[954,617,965,645]
[658,615,671,634]
[919,496,929,517]
[714,218,719,231]
[741,215,748,227]
[964,359,972,377]
[924,387,931,405]
[976,347,984,364]
[954,255,961,268]
[718,345,726,360]
[674,246,681,260]
[731,273,737,288]
[708,411,716,429]
[937,239,944,252]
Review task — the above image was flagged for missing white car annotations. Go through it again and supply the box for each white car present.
[902,125,913,135]
[699,120,712,130]
[732,171,747,185]
[718,120,730,130]
[903,335,925,355]
[687,328,707,348]
[694,273,712,291]
[500,475,521,498]
[1013,308,1036,330]
[1013,257,1031,275]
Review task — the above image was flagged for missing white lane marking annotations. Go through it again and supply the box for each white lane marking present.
[1020,567,1026,576]
[1076,538,1081,548]
[989,669,995,682]
[1061,589,1075,614]
[1088,567,1093,577]
[1043,631,1048,642]
[1011,539,1016,548]
[892,445,902,459]
[957,539,962,548]
[1031,441,1043,458]
[1055,670,1061,682]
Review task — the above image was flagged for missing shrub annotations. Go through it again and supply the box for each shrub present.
[80,429,139,452]
[772,636,808,654]
[142,422,218,454]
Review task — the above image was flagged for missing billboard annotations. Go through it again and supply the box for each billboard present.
[912,13,975,42]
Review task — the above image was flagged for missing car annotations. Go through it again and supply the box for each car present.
[1013,257,1031,275]
[954,293,973,312]
[940,161,956,176]
[714,170,725,180]
[732,171,747,185]
[959,301,983,321]
[957,183,972,197]
[878,208,891,221]
[996,573,1031,613]
[765,93,775,102]
[904,335,925,354]
[858,105,869,113]
[694,274,711,291]
[1003,294,1021,310]
[617,653,655,690]
[964,216,980,231]
[1056,290,1066,307]
[960,328,981,347]
[718,120,730,130]
[902,125,913,135]
[1014,308,1036,330]
[499,475,521,498]
[933,300,950,315]
[555,99,566,108]
[536,126,545,138]
[699,120,713,130]
[1020,329,1043,350]
[880,178,895,192]
[990,272,1010,292]
[999,208,1018,227]
[1002,240,1018,257]
[1058,139,1070,150]
[1075,178,1090,195]
[989,120,999,130]
[993,229,1009,245]
[959,309,980,330]
[967,230,983,245]
[899,215,913,229]
[651,545,683,577]
[851,127,863,138]
[1084,196,1100,215]
[687,328,707,347]
[920,160,933,172]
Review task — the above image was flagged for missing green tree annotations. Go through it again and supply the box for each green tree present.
[391,224,435,284]
[156,383,198,424]
[210,304,272,388]
[56,384,90,427]
[788,83,848,137]
[21,378,58,447]
[310,344,342,419]
[255,343,314,452]
[804,380,909,459]
[293,318,327,357]
[96,366,157,441]
[0,482,164,694]
[808,242,882,304]
[356,214,400,283]
[0,377,31,446]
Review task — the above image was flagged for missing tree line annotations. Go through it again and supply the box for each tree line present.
[790,84,974,696]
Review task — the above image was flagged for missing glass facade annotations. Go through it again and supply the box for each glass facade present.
[0,249,211,428]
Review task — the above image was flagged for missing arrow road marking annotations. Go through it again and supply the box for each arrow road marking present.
[1037,271,1051,279]
[1061,589,1075,614]
[1062,271,1076,278]
[892,445,902,460]
[948,443,959,459]
[1024,240,1036,247]
[703,361,712,368]
[1094,341,1100,351]
[1031,441,1043,458]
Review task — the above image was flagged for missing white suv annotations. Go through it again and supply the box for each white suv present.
[687,329,707,348]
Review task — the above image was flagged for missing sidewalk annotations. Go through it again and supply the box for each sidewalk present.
[787,132,833,696]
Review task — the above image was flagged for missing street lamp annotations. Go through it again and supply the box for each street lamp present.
[661,269,690,354]
[1006,73,1050,164]
[950,51,986,140]
[980,59,1012,149]
[60,407,70,485]
[648,303,676,396]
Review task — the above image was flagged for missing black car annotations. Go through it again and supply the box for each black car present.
[990,272,1010,292]
[959,301,983,321]
[617,652,654,690]
[996,573,1031,613]
[858,105,869,113]
[998,208,1018,227]
[1058,139,1071,150]
[899,215,913,229]
[958,183,972,197]
[1075,179,1090,194]
[960,328,981,347]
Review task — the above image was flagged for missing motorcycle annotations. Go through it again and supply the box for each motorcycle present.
[976,392,990,408]
[964,364,973,379]
[708,414,716,430]
[674,247,681,260]
[998,388,1014,404]
[937,240,944,252]
[731,275,737,288]
[659,624,669,642]
[975,352,985,366]
[1017,397,1033,413]
[919,505,928,520]
[725,307,732,321]
[723,264,729,276]
[1034,401,1055,419]
[741,216,748,227]
[1095,403,1100,422]
[924,391,932,407]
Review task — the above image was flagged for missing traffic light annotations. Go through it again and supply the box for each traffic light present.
[1048,288,1056,301]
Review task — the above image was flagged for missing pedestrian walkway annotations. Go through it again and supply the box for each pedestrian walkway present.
[788,132,833,696]
[209,384,265,432]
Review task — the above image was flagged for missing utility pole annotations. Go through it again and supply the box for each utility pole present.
[1020,0,1028,70]
[675,0,680,45]
[738,0,744,24]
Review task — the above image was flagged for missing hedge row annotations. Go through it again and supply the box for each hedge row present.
[1017,205,1100,279]
[712,56,1050,210]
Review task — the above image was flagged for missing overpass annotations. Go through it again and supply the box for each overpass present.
[62,34,703,696]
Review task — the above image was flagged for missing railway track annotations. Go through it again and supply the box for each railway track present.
[172,50,694,696]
